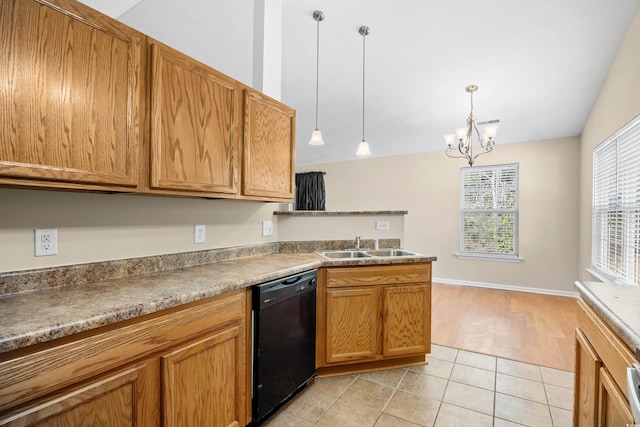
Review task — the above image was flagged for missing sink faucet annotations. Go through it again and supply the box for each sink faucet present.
[354,236,361,249]
[374,239,379,250]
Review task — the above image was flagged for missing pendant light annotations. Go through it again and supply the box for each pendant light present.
[356,25,372,156]
[309,10,325,146]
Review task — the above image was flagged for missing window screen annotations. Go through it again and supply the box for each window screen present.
[460,164,519,257]
[592,115,640,285]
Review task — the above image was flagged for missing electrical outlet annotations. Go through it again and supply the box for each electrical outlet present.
[262,220,273,237]
[34,228,57,256]
[194,224,206,244]
[376,221,390,231]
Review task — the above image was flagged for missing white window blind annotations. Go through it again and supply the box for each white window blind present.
[460,164,519,258]
[592,115,640,285]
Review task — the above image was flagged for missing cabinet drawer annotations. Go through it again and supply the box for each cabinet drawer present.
[325,263,431,288]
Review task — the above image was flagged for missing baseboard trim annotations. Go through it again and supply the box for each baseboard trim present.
[432,277,579,298]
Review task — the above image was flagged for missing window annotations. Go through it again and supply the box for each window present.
[459,164,519,259]
[592,115,640,286]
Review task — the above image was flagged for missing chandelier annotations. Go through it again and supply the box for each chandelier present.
[444,85,499,167]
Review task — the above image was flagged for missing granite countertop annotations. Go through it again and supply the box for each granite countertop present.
[0,251,436,355]
[575,281,640,362]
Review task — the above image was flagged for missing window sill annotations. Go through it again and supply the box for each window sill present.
[455,253,524,263]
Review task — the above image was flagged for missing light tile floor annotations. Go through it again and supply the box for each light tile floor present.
[263,344,574,427]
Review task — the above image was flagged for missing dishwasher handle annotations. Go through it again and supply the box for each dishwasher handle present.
[628,364,640,424]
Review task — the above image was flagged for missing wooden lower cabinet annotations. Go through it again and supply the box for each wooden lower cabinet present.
[162,325,245,427]
[382,285,430,358]
[574,298,635,427]
[598,367,634,427]
[0,361,157,427]
[0,290,249,427]
[325,287,379,364]
[317,263,431,375]
[574,328,600,426]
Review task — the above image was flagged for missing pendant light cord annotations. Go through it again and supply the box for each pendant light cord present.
[362,30,366,141]
[315,17,320,130]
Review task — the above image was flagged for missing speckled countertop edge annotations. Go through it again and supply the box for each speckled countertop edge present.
[0,251,436,354]
[575,281,640,361]
[273,210,409,216]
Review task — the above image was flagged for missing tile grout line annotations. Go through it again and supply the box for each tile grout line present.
[372,367,411,426]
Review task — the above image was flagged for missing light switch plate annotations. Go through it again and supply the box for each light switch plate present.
[376,221,390,231]
[262,221,273,237]
[194,224,206,244]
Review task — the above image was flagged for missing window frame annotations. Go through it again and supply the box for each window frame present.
[457,163,521,262]
[591,114,640,286]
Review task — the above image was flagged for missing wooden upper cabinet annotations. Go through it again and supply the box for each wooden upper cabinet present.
[149,43,240,195]
[242,89,295,200]
[0,0,142,189]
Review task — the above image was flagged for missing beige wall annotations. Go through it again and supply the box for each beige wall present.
[0,188,279,273]
[277,214,404,243]
[578,7,640,282]
[298,137,580,294]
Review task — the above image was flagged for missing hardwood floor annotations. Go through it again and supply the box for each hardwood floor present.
[431,282,577,372]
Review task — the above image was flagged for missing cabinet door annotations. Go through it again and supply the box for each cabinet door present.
[150,43,239,195]
[574,328,601,427]
[382,285,430,358]
[162,324,245,427]
[325,288,379,364]
[0,0,141,189]
[242,90,295,200]
[598,367,634,427]
[0,363,154,427]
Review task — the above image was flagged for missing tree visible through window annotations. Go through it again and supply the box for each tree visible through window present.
[592,114,640,285]
[460,164,519,258]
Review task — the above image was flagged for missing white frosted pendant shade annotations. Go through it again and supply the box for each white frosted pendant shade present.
[309,129,325,145]
[356,140,371,156]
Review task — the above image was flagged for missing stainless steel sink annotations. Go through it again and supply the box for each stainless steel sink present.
[317,249,421,259]
[363,249,418,257]
[318,250,372,259]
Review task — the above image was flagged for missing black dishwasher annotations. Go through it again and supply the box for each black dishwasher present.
[252,270,317,425]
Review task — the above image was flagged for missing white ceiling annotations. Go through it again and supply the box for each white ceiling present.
[78,0,639,167]
[284,0,639,165]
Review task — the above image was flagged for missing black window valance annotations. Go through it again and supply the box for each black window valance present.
[295,172,326,210]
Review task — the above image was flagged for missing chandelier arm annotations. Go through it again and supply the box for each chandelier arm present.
[446,148,472,162]
[471,148,494,164]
